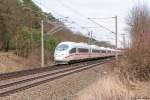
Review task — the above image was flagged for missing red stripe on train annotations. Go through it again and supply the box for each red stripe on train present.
[65,53,105,58]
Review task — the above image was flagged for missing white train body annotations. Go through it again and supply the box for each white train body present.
[54,41,118,63]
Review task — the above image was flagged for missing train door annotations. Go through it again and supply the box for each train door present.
[69,48,77,61]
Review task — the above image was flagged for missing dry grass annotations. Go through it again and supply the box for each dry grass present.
[0,52,26,73]
[76,72,150,100]
[76,73,133,100]
[0,51,46,73]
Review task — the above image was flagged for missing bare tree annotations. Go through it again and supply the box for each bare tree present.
[127,3,150,48]
[125,3,150,81]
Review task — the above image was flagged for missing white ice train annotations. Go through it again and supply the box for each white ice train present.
[54,41,119,63]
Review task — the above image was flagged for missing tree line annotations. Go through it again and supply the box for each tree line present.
[0,0,59,58]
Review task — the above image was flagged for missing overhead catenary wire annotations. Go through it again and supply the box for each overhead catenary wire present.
[50,0,125,41]
[53,0,120,46]
[54,0,92,24]
[33,0,66,18]
[33,0,123,46]
[33,0,92,33]
[88,17,116,20]
[88,18,115,34]
[33,0,115,35]
[54,0,124,49]
[54,0,117,33]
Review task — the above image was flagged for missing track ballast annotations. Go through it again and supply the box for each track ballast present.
[0,58,114,97]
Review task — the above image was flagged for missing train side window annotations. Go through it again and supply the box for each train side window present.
[56,44,69,51]
[78,48,89,53]
[69,48,76,54]
[101,50,106,53]
[92,49,100,53]
[108,51,111,53]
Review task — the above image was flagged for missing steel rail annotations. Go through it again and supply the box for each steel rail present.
[0,58,113,97]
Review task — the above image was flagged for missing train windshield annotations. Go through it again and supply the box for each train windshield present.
[56,44,69,51]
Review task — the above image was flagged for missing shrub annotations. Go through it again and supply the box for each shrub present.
[15,27,41,57]
[44,35,60,62]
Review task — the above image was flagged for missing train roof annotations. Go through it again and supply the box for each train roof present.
[58,41,89,48]
[59,41,76,45]
[57,41,115,51]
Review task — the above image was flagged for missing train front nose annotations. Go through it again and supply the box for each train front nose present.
[54,43,70,62]
[54,51,66,61]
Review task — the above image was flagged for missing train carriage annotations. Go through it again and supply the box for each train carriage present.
[54,41,118,64]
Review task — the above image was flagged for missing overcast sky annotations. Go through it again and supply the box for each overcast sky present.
[34,0,150,47]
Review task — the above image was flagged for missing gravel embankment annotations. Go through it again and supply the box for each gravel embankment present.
[0,61,114,100]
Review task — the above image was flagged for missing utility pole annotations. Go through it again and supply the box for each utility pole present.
[115,16,118,65]
[88,16,118,64]
[87,31,92,45]
[88,32,90,44]
[41,20,44,67]
[128,39,130,48]
[90,31,93,45]
[121,34,126,48]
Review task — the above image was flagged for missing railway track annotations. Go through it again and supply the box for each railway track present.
[0,58,113,97]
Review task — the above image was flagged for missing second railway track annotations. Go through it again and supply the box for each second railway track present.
[0,58,113,97]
